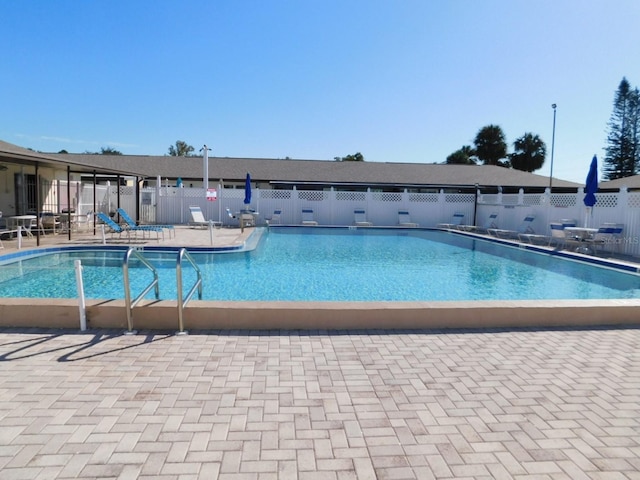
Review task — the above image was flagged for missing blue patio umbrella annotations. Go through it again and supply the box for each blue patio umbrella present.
[583,155,598,226]
[243,172,252,207]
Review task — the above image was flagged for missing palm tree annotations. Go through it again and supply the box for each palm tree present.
[446,145,476,164]
[474,125,508,166]
[510,133,547,172]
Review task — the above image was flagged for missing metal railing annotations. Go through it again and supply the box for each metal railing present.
[123,247,159,334]
[176,248,203,334]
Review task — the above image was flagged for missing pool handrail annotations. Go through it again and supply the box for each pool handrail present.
[176,248,203,334]
[123,247,160,334]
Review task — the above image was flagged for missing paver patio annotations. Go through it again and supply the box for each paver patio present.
[0,326,639,479]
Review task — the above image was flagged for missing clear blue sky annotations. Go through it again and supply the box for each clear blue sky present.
[2,0,639,183]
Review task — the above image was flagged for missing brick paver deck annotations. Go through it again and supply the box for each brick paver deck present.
[0,327,639,479]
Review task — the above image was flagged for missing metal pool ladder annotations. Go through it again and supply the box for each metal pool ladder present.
[123,247,159,335]
[122,247,203,335]
[176,247,203,335]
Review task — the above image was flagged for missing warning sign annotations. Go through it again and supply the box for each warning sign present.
[206,189,217,201]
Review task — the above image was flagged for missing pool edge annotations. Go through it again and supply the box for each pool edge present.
[1,298,639,331]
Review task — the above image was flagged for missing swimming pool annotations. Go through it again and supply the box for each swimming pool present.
[1,227,639,302]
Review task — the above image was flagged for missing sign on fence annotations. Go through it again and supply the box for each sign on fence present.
[206,189,217,201]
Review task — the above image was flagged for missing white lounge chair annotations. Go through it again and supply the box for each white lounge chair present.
[488,214,536,239]
[266,209,282,225]
[458,212,498,233]
[539,220,578,248]
[301,209,318,225]
[354,209,372,226]
[398,210,418,227]
[436,212,465,229]
[189,205,216,229]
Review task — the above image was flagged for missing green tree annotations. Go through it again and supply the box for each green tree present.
[83,147,122,155]
[100,147,122,155]
[473,125,508,166]
[509,133,547,172]
[604,77,640,179]
[168,140,195,157]
[446,145,476,164]
[334,152,365,162]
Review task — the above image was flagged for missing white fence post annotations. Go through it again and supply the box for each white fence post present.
[75,260,87,331]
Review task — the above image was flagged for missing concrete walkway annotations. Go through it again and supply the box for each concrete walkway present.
[1,225,640,478]
[0,224,255,252]
[0,326,639,479]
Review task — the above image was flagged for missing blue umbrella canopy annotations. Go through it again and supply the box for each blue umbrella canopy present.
[244,172,252,205]
[583,155,598,207]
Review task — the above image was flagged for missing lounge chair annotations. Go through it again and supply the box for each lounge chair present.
[266,209,282,225]
[488,214,536,239]
[117,207,175,237]
[538,219,577,248]
[436,212,465,229]
[458,212,498,233]
[354,209,372,226]
[398,210,418,227]
[301,208,318,225]
[584,223,624,256]
[95,212,163,241]
[190,205,221,229]
[39,212,61,235]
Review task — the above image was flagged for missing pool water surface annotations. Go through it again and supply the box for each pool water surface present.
[0,228,639,302]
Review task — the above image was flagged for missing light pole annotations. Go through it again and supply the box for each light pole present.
[200,145,211,190]
[549,104,557,191]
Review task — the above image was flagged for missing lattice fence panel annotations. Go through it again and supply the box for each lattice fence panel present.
[523,194,543,206]
[181,188,207,198]
[221,189,244,199]
[371,192,402,203]
[298,191,328,201]
[118,186,135,196]
[595,193,618,208]
[502,195,519,205]
[408,193,439,203]
[335,191,366,202]
[260,190,292,200]
[628,193,640,208]
[551,194,577,207]
[480,194,500,204]
[444,193,474,203]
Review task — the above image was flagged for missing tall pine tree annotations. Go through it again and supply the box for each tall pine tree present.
[604,78,640,180]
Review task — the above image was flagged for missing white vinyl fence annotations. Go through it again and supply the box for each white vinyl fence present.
[69,182,640,258]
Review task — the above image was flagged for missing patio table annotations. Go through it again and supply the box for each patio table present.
[6,215,36,237]
[564,227,599,254]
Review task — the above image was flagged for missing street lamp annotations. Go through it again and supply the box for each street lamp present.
[200,144,211,190]
[549,104,557,191]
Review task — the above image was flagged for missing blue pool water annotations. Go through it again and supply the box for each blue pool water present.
[0,228,639,302]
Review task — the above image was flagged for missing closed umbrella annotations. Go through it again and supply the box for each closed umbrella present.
[244,172,252,208]
[583,155,598,227]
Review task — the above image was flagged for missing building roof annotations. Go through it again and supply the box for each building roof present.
[0,140,140,175]
[49,152,582,189]
[599,175,640,190]
[1,139,583,190]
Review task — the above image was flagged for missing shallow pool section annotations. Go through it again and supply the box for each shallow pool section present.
[1,228,639,302]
